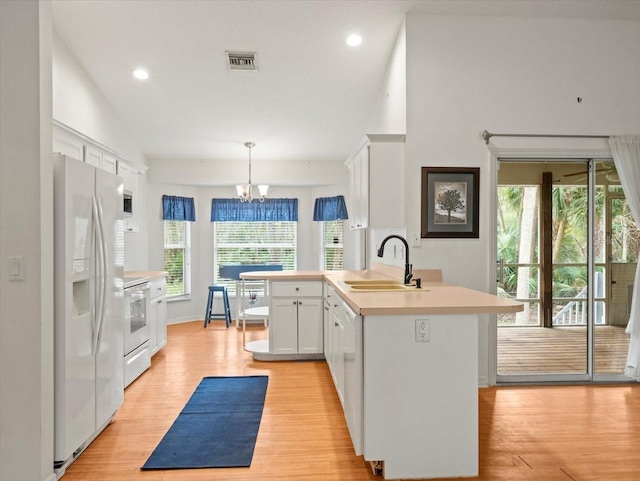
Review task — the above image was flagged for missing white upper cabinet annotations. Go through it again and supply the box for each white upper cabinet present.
[83,145,102,169]
[101,153,118,174]
[348,134,405,230]
[54,126,119,175]
[348,145,369,229]
[368,135,405,228]
[117,161,138,193]
[53,129,84,161]
[53,121,144,233]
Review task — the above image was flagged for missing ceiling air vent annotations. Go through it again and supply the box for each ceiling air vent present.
[227,51,257,71]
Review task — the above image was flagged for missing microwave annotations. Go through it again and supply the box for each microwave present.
[123,191,133,216]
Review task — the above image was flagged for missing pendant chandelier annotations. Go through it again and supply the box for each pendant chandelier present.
[236,141,268,203]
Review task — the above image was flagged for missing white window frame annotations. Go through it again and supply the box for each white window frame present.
[163,220,192,300]
[213,221,297,294]
[320,219,344,270]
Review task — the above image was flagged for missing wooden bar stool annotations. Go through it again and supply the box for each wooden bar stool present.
[204,285,231,328]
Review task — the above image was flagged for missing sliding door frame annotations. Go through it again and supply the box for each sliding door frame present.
[486,143,629,385]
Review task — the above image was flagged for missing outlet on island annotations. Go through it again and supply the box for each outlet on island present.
[415,319,430,342]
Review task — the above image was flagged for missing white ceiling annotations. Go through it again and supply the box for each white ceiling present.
[51,0,640,164]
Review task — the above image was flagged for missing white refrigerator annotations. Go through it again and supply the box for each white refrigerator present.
[53,154,125,472]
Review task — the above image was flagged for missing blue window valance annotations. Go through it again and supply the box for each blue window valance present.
[313,195,349,221]
[162,195,196,221]
[211,198,298,222]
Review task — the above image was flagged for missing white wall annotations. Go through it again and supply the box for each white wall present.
[402,13,640,384]
[146,181,348,324]
[0,2,55,480]
[148,157,346,187]
[365,20,406,135]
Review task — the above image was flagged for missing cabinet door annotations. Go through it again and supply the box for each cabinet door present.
[155,296,167,351]
[149,297,159,355]
[357,146,369,229]
[124,217,139,233]
[150,279,167,355]
[102,153,118,174]
[297,298,323,354]
[368,140,405,228]
[53,129,84,161]
[117,161,138,193]
[323,300,331,360]
[270,299,298,354]
[342,309,358,450]
[332,311,345,406]
[348,145,369,229]
[84,145,102,169]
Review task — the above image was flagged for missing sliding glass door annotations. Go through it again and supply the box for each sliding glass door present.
[496,159,633,383]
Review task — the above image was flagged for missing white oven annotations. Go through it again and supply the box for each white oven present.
[124,278,151,387]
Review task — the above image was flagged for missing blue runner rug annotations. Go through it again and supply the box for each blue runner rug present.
[141,375,268,470]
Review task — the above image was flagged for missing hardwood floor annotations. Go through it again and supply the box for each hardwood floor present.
[60,321,640,481]
[498,326,630,374]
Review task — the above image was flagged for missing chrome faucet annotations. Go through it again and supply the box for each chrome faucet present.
[377,234,413,285]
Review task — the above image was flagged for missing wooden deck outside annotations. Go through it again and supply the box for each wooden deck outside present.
[498,325,630,375]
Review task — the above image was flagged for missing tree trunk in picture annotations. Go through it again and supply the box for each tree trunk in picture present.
[516,186,538,325]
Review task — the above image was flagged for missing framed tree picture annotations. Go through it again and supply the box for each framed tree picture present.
[421,167,480,238]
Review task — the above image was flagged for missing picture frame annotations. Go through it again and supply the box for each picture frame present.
[421,167,480,238]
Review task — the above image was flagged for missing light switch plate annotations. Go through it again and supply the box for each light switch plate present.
[8,255,24,281]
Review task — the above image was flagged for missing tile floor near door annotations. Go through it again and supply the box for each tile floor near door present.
[61,321,640,481]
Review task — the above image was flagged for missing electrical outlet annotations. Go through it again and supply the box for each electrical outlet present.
[415,319,430,342]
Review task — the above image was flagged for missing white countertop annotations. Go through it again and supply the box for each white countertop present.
[241,267,523,316]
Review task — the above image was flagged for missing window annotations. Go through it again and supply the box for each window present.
[214,221,296,293]
[321,220,343,270]
[164,220,191,297]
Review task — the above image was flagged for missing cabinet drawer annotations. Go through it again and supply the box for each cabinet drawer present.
[150,278,166,299]
[271,281,323,298]
[325,284,338,302]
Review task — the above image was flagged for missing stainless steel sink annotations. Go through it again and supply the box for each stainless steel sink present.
[348,284,412,291]
[342,279,402,286]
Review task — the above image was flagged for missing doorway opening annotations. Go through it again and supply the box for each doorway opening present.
[496,159,638,382]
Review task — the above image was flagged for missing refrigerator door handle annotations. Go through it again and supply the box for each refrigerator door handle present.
[91,196,104,355]
[96,197,107,354]
[91,196,100,355]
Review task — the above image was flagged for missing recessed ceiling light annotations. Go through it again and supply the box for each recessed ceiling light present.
[346,34,362,47]
[132,68,149,80]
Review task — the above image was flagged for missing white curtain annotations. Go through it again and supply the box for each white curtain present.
[609,136,640,380]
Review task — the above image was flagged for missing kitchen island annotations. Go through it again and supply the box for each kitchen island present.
[241,265,522,480]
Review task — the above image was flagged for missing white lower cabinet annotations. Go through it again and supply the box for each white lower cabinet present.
[331,308,344,405]
[269,281,323,355]
[270,299,298,354]
[342,303,362,454]
[324,283,362,454]
[148,277,167,355]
